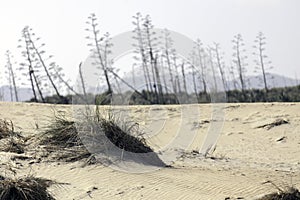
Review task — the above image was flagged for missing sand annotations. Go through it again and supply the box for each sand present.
[0,102,299,199]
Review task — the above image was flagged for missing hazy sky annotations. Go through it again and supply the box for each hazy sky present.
[0,0,299,85]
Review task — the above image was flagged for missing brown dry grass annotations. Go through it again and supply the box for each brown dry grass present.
[258,187,300,200]
[0,176,55,200]
[0,119,25,154]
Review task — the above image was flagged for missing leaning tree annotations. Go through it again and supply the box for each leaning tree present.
[232,34,248,95]
[4,50,19,102]
[18,26,65,102]
[85,13,113,95]
[253,31,273,92]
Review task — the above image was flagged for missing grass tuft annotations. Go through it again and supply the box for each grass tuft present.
[39,112,91,162]
[40,109,166,167]
[79,108,167,167]
[0,119,25,154]
[0,120,23,139]
[0,176,55,200]
[258,187,300,200]
[98,117,153,153]
[40,114,80,148]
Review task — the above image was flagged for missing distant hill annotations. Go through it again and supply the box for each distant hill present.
[227,73,299,90]
[102,72,299,94]
[0,73,299,102]
[0,85,33,102]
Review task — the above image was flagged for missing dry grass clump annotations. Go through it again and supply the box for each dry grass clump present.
[0,120,25,154]
[0,138,25,154]
[40,114,80,148]
[39,113,92,162]
[0,120,22,139]
[258,187,300,200]
[98,117,153,153]
[0,120,11,139]
[0,175,55,200]
[40,108,166,166]
[80,110,167,167]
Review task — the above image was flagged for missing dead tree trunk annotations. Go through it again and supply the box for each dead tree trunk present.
[254,32,271,93]
[89,17,112,94]
[208,47,218,91]
[181,62,188,94]
[22,28,44,102]
[173,56,182,94]
[213,43,227,91]
[132,13,152,94]
[160,56,168,95]
[195,39,207,94]
[163,29,177,94]
[232,34,247,96]
[26,32,62,100]
[5,51,19,102]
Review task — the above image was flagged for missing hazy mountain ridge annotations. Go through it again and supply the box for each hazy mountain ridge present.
[0,73,298,102]
[0,85,33,102]
[108,72,299,94]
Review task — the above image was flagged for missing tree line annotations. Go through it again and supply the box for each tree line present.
[1,12,299,104]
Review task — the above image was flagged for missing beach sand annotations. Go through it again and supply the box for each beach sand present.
[0,102,299,199]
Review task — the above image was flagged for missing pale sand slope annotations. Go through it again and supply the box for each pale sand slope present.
[0,102,299,199]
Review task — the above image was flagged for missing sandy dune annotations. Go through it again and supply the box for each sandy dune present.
[0,102,299,199]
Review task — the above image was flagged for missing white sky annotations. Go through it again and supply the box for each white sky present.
[0,0,299,85]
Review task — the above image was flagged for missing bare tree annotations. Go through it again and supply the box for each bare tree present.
[232,34,248,94]
[180,61,188,94]
[132,13,166,103]
[24,27,63,100]
[112,69,125,102]
[172,54,182,94]
[228,64,238,90]
[153,54,164,103]
[132,12,152,93]
[78,62,87,98]
[253,31,273,92]
[189,50,200,102]
[85,13,151,104]
[18,27,44,102]
[194,39,207,94]
[85,13,113,95]
[143,15,164,103]
[207,47,218,91]
[212,43,227,91]
[162,29,177,94]
[159,55,168,94]
[54,65,81,97]
[5,51,19,102]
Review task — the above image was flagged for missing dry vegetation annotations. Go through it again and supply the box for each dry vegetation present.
[38,110,165,166]
[0,176,55,200]
[38,113,91,163]
[256,118,289,130]
[0,120,25,154]
[40,114,80,148]
[2,103,298,199]
[98,116,153,153]
[258,187,300,200]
